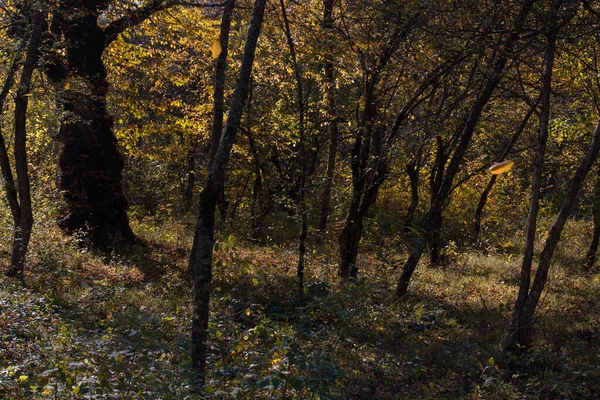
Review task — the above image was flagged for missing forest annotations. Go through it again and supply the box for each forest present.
[1,0,600,398]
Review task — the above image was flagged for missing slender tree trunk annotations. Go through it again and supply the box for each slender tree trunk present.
[189,0,266,384]
[405,161,419,229]
[503,1,582,351]
[505,4,558,350]
[184,142,198,209]
[428,136,445,265]
[208,0,235,167]
[187,0,236,280]
[5,9,44,278]
[0,40,25,232]
[505,120,600,351]
[585,168,600,271]
[397,0,537,297]
[318,0,338,233]
[472,175,497,244]
[209,0,236,223]
[472,100,538,244]
[280,0,308,298]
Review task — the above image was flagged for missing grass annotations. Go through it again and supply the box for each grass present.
[1,212,599,399]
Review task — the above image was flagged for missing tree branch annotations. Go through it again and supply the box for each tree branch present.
[103,0,178,46]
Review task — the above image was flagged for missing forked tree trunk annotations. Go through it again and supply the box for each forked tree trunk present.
[505,120,600,351]
[504,0,578,351]
[40,1,173,248]
[186,0,236,280]
[189,0,266,384]
[3,9,44,279]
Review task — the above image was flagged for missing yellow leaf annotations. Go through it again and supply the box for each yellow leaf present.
[489,160,515,175]
[272,351,282,365]
[18,375,28,384]
[211,40,222,59]
[64,81,70,90]
[216,330,222,340]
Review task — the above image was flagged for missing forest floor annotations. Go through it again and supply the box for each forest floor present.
[1,216,599,399]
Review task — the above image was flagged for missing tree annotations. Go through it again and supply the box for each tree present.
[396,0,538,297]
[504,0,585,352]
[1,4,44,279]
[337,1,429,278]
[189,0,266,384]
[318,0,339,234]
[38,0,178,249]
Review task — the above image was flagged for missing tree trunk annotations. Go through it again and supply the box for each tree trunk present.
[318,0,338,234]
[396,0,537,297]
[472,175,497,244]
[280,0,308,299]
[4,9,44,279]
[338,194,363,278]
[189,0,266,384]
[405,161,419,229]
[40,1,174,248]
[0,39,25,232]
[505,120,600,351]
[428,136,445,265]
[585,168,600,271]
[46,6,134,248]
[504,1,578,352]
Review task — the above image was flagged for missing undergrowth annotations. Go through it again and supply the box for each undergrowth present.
[1,215,599,399]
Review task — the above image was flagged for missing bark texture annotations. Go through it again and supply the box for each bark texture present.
[42,1,173,249]
[189,0,266,384]
[505,120,600,351]
[2,8,44,279]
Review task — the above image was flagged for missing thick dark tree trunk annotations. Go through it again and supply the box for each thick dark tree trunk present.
[3,9,44,279]
[318,0,338,234]
[189,0,266,384]
[396,0,537,297]
[585,168,600,271]
[40,1,173,249]
[47,6,134,248]
[505,120,600,351]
